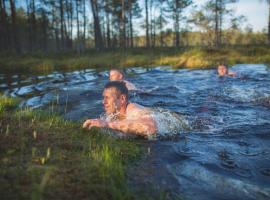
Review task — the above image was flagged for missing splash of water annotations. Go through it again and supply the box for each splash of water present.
[150,108,189,138]
[98,108,189,139]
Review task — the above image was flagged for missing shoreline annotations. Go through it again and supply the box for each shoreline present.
[1,46,269,74]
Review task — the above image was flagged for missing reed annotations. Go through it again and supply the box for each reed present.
[1,46,269,74]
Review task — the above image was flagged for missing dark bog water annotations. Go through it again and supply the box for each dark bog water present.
[1,64,270,199]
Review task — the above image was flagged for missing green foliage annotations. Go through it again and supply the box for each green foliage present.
[0,95,140,200]
[0,46,270,73]
[0,95,19,113]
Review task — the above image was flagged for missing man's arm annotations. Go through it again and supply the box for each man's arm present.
[83,117,157,136]
[228,71,236,76]
[83,119,107,129]
[107,117,156,136]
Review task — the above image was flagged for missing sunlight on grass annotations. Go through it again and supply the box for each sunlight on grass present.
[0,95,18,113]
[0,95,140,200]
[1,46,270,73]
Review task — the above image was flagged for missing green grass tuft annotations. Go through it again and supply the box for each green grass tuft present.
[0,95,19,113]
[0,95,140,200]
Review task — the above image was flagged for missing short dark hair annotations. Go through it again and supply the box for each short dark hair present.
[104,81,128,98]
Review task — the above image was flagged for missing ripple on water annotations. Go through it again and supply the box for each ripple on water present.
[253,96,270,107]
[237,140,251,147]
[260,168,270,177]
[234,167,253,178]
[239,149,268,157]
[221,159,238,170]
[217,150,238,170]
[217,151,253,178]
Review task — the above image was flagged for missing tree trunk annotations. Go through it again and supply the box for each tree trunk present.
[153,19,156,47]
[120,0,126,48]
[160,7,164,47]
[106,7,111,48]
[59,0,65,50]
[41,10,48,52]
[66,0,73,49]
[268,2,270,45]
[90,0,103,50]
[83,0,86,50]
[9,0,20,53]
[215,0,219,47]
[149,0,153,47]
[175,0,180,47]
[0,0,8,51]
[218,0,222,46]
[31,0,37,50]
[76,0,80,53]
[145,0,150,47]
[26,0,32,51]
[129,0,133,48]
[52,5,60,51]
[0,0,2,50]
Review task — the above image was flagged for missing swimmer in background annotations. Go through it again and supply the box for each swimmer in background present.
[109,69,137,90]
[217,64,236,77]
[83,81,157,136]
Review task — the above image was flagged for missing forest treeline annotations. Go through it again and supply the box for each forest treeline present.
[0,0,269,54]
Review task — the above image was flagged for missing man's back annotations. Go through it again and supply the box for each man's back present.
[126,103,151,119]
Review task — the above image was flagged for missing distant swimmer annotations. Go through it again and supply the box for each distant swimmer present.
[109,69,137,90]
[83,81,157,136]
[217,64,236,77]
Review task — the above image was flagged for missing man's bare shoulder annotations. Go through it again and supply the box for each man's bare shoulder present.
[126,103,151,118]
[127,103,144,110]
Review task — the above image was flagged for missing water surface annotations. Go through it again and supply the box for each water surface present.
[1,64,270,199]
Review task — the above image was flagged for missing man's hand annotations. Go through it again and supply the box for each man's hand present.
[83,119,108,129]
[228,71,236,77]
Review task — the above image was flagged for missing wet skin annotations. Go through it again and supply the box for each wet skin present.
[83,87,156,136]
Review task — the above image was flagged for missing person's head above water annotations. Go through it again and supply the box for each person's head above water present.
[109,69,137,90]
[103,81,128,115]
[83,81,156,136]
[217,64,236,77]
[109,69,125,81]
[217,64,228,76]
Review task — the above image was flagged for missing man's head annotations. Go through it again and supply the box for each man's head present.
[217,64,228,76]
[109,69,125,81]
[103,81,129,114]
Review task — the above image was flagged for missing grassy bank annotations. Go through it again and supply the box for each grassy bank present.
[1,46,270,73]
[0,95,140,200]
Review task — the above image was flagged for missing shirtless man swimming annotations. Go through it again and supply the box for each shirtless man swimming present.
[109,69,137,90]
[217,64,236,77]
[83,81,156,136]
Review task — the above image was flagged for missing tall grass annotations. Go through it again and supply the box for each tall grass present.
[1,46,270,74]
[0,95,18,113]
[0,95,140,200]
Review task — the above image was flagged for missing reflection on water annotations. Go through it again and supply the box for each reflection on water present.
[1,64,270,199]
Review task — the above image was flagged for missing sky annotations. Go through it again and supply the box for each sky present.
[214,0,268,31]
[189,0,268,32]
[138,0,268,32]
